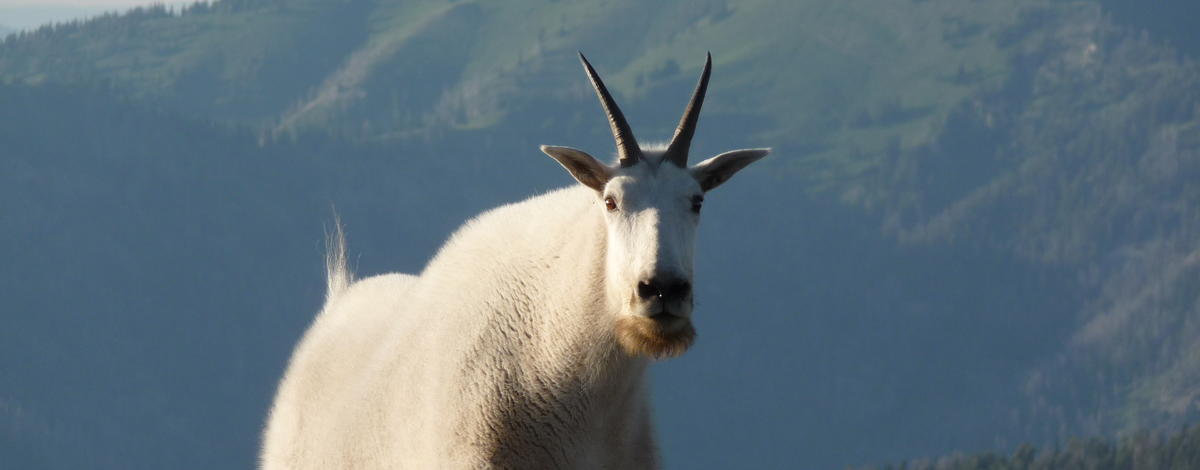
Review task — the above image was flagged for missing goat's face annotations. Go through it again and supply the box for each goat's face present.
[603,155,702,359]
[541,54,768,359]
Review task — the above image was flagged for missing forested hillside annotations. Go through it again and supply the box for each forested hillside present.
[856,424,1200,470]
[2,0,1198,468]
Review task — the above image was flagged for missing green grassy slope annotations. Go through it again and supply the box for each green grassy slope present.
[873,4,1200,437]
[0,1,373,122]
[0,0,1031,185]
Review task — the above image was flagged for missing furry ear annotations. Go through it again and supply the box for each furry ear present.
[691,148,770,192]
[541,145,612,192]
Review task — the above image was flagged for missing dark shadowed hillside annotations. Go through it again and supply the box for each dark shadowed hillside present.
[2,0,1199,468]
[855,423,1200,470]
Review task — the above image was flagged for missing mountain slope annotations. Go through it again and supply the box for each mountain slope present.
[856,424,1200,470]
[0,81,511,469]
[873,4,1200,437]
[0,0,1025,172]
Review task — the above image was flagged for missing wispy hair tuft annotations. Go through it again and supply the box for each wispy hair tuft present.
[325,214,354,301]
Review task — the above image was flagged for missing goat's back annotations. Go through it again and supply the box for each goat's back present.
[261,272,422,469]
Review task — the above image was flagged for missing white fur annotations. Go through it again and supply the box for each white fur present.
[262,185,658,469]
[261,144,768,469]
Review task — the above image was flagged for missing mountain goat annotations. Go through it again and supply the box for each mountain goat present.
[261,53,769,469]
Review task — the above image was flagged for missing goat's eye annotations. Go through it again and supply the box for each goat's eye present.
[691,196,704,213]
[604,196,618,212]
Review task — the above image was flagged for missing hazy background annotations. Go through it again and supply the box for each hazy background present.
[0,0,192,31]
[2,0,1199,468]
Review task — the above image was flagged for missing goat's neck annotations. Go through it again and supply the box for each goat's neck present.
[534,201,648,406]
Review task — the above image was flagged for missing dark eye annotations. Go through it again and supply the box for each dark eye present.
[691,195,704,213]
[604,196,618,212]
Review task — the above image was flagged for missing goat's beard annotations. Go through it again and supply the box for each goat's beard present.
[615,315,696,359]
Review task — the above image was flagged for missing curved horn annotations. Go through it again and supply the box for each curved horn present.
[579,53,641,167]
[664,53,712,167]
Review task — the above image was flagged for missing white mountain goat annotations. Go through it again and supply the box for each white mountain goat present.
[261,53,769,469]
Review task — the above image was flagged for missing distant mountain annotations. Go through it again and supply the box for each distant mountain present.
[855,424,1200,470]
[0,5,115,31]
[1097,0,1200,59]
[0,81,507,469]
[2,0,1199,469]
[0,0,1027,182]
[879,6,1200,438]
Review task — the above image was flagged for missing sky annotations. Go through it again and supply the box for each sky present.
[0,0,192,30]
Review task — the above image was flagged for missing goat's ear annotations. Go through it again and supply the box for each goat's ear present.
[691,148,770,192]
[541,145,612,192]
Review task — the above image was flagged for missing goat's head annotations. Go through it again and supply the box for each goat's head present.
[542,53,769,359]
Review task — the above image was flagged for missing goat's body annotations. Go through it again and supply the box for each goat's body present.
[263,54,768,469]
[262,187,658,469]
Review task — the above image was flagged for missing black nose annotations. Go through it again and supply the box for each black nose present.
[637,275,691,303]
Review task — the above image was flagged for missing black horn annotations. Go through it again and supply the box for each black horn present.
[664,53,712,167]
[579,53,641,167]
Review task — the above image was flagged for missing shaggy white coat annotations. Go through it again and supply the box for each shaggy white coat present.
[261,185,659,469]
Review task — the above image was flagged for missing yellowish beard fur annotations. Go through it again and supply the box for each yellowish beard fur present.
[615,315,696,359]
